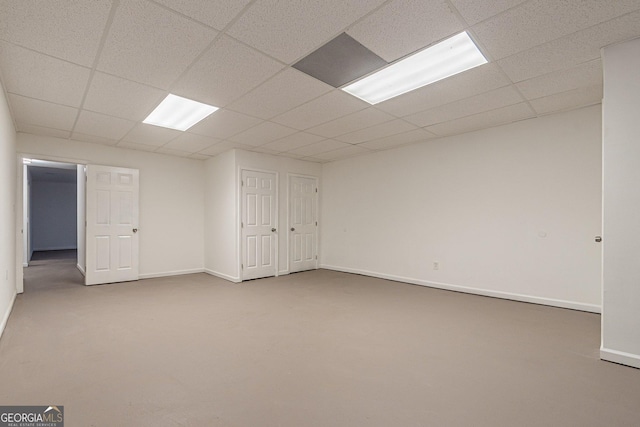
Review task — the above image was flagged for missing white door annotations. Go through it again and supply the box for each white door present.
[241,170,277,280]
[289,176,318,273]
[85,165,139,285]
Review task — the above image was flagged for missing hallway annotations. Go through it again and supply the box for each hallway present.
[24,250,82,293]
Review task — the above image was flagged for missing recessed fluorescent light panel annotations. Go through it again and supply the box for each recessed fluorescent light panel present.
[342,31,488,105]
[143,94,218,131]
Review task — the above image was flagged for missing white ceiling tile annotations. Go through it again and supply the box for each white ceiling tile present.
[97,0,217,89]
[473,0,640,60]
[516,59,602,100]
[529,85,603,115]
[152,0,252,30]
[497,11,640,82]
[17,123,71,140]
[313,145,372,161]
[83,72,166,121]
[164,133,222,153]
[375,63,510,117]
[3,0,640,162]
[287,139,352,157]
[272,90,368,130]
[336,119,417,144]
[449,0,528,25]
[425,102,535,136]
[227,0,387,63]
[71,132,119,146]
[173,35,284,107]
[278,152,308,160]
[117,141,158,152]
[74,110,136,140]
[359,128,437,150]
[247,146,281,155]
[347,0,464,62]
[122,123,182,147]
[198,144,229,156]
[156,147,192,157]
[198,141,251,156]
[404,85,524,127]
[0,42,90,107]
[229,121,297,146]
[306,108,395,138]
[227,68,332,120]
[300,156,328,163]
[0,0,112,66]
[9,94,78,131]
[261,132,325,152]
[188,109,262,139]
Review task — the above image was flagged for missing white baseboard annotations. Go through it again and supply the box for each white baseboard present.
[22,262,27,267]
[76,264,85,277]
[600,348,640,369]
[320,264,601,314]
[0,291,17,341]
[139,268,204,280]
[204,269,241,283]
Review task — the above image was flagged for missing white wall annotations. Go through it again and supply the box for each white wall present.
[0,82,17,338]
[30,179,77,251]
[235,150,322,274]
[601,37,640,368]
[17,134,205,279]
[321,105,602,312]
[204,149,238,281]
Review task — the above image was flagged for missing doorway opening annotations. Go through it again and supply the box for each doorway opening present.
[22,159,84,291]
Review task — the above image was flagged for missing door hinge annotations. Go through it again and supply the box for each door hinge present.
[241,264,244,269]
[315,255,318,260]
[315,188,318,193]
[241,180,244,186]
[241,222,244,228]
[315,221,318,226]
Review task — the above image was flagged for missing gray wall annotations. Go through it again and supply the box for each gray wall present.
[30,170,77,252]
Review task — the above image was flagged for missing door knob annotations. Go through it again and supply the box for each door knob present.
[595,236,602,242]
[291,227,295,232]
[271,228,276,232]
[133,228,138,233]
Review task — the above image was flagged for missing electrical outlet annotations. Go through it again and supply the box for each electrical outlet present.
[433,261,439,270]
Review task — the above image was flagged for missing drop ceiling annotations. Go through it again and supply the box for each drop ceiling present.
[1,0,637,163]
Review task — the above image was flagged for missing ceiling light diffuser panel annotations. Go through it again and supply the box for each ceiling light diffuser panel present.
[143,94,219,131]
[342,32,488,105]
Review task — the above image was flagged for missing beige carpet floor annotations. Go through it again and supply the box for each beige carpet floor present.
[1,259,639,426]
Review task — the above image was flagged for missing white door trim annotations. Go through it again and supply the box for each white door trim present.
[15,152,91,294]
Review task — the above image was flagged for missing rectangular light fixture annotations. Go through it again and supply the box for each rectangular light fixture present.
[342,31,488,105]
[143,94,218,131]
